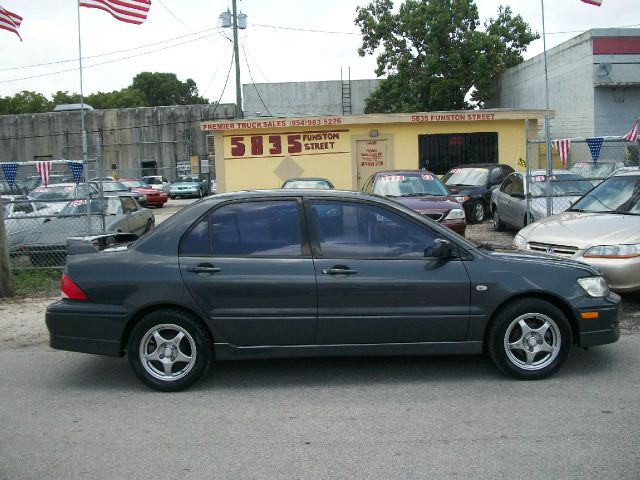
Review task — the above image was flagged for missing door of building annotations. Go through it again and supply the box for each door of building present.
[418,132,498,175]
[356,139,388,190]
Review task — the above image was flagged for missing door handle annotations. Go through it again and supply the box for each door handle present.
[186,264,221,274]
[322,267,357,275]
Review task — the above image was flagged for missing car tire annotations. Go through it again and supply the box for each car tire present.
[127,309,213,392]
[471,200,486,223]
[169,195,175,200]
[144,219,153,233]
[492,208,505,231]
[486,298,572,380]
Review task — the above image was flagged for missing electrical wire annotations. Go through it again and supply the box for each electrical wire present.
[241,43,272,117]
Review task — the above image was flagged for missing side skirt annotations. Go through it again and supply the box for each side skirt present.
[214,341,483,361]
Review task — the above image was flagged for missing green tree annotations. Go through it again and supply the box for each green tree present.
[0,91,51,114]
[131,72,209,107]
[85,88,147,109]
[355,0,539,113]
[50,90,81,107]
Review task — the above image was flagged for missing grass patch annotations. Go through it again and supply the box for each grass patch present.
[10,269,62,297]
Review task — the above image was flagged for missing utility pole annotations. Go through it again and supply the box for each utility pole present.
[0,195,15,298]
[221,1,247,119]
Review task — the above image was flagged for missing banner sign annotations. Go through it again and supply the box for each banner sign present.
[67,161,83,185]
[1,163,18,187]
[224,130,350,159]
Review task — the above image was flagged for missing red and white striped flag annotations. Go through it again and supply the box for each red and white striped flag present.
[0,5,22,40]
[552,139,571,166]
[36,161,52,188]
[80,0,151,25]
[622,120,638,142]
[581,0,603,6]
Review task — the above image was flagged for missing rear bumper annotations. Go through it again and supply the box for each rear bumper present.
[46,300,129,357]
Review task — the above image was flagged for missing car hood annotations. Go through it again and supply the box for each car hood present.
[519,211,640,247]
[392,195,460,212]
[481,243,600,275]
[131,186,162,195]
[22,216,117,246]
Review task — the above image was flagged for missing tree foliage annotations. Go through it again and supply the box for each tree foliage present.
[355,0,539,113]
[0,72,209,115]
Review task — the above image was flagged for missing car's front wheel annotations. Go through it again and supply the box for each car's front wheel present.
[492,208,505,231]
[127,309,213,391]
[471,200,486,223]
[487,299,572,380]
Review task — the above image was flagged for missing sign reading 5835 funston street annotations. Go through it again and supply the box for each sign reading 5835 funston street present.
[225,130,349,159]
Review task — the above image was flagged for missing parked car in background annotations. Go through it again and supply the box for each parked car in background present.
[282,178,335,189]
[1,195,57,251]
[29,183,99,213]
[491,170,593,231]
[23,174,76,193]
[568,160,628,185]
[442,163,514,223]
[191,175,211,196]
[362,170,466,235]
[21,194,154,267]
[46,189,619,391]
[169,176,204,199]
[141,175,170,193]
[119,179,168,207]
[513,171,640,292]
[90,180,147,207]
[1,181,25,195]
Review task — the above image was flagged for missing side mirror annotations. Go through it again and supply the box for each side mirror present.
[510,192,525,199]
[428,238,453,259]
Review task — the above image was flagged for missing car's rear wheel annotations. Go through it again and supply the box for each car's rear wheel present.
[127,309,213,391]
[492,208,505,231]
[487,299,572,380]
[471,200,486,223]
[144,219,153,233]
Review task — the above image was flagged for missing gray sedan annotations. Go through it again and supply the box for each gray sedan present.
[46,189,619,391]
[491,170,593,231]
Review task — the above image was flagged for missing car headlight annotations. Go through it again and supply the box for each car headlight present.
[577,276,610,297]
[454,195,469,203]
[444,208,465,220]
[583,244,640,259]
[513,234,527,250]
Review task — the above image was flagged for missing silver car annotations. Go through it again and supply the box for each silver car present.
[491,170,593,231]
[513,171,640,292]
[1,195,58,250]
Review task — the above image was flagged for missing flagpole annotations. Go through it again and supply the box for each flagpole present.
[76,2,92,234]
[541,0,553,217]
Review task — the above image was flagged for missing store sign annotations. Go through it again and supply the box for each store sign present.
[205,117,344,131]
[225,130,350,159]
[358,139,386,168]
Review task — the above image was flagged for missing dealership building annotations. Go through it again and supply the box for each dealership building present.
[202,109,546,193]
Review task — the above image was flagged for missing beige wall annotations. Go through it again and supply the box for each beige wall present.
[206,113,542,193]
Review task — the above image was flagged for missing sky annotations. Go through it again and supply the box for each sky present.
[0,0,638,106]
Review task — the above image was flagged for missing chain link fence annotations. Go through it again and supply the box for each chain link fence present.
[524,138,639,221]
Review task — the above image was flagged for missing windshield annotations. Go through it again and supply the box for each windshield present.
[98,181,129,192]
[373,173,449,197]
[60,197,122,215]
[528,175,593,197]
[176,177,195,183]
[570,175,640,214]
[30,185,91,200]
[121,180,147,188]
[569,162,619,179]
[283,180,332,189]
[442,168,489,187]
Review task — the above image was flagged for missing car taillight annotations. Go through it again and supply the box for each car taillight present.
[61,273,87,301]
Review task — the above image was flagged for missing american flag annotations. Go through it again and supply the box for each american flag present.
[0,5,22,40]
[623,120,638,143]
[80,0,151,25]
[586,138,603,163]
[581,0,603,5]
[1,163,19,187]
[552,139,571,166]
[36,161,52,188]
[67,162,84,186]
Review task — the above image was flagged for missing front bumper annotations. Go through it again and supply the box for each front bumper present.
[46,299,129,356]
[574,292,621,347]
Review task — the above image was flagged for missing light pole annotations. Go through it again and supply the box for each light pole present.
[221,1,247,119]
[541,0,553,216]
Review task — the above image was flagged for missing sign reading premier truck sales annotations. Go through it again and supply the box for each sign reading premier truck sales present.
[225,130,350,159]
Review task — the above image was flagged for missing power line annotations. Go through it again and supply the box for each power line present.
[241,44,272,117]
[251,22,361,35]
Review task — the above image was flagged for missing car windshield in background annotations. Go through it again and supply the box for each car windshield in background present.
[568,162,621,179]
[60,197,123,215]
[97,181,129,193]
[442,168,489,187]
[121,180,147,188]
[283,180,333,189]
[30,184,93,201]
[528,175,593,197]
[569,175,640,214]
[373,173,449,197]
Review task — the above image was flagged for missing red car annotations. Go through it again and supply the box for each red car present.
[119,179,168,207]
[362,170,466,235]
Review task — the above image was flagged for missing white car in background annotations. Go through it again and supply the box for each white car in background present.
[513,171,640,293]
[1,195,58,251]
